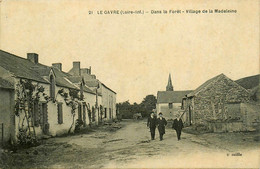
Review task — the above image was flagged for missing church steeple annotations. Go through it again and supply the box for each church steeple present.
[166,73,174,91]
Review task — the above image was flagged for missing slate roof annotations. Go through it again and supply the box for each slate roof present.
[0,77,14,90]
[0,50,79,90]
[101,83,117,94]
[157,90,193,103]
[85,81,116,94]
[85,80,99,87]
[0,50,48,83]
[0,50,115,95]
[83,86,97,95]
[235,74,260,90]
[67,76,97,95]
[67,76,83,84]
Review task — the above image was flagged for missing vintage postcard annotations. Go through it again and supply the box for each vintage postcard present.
[0,0,259,168]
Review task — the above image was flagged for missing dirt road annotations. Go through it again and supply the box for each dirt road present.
[1,119,259,168]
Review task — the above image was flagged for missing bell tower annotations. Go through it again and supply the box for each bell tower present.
[166,73,174,91]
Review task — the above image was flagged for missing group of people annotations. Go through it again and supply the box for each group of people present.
[147,112,184,141]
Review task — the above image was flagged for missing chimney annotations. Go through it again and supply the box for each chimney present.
[27,53,39,64]
[89,66,91,74]
[91,75,96,79]
[73,61,81,76]
[52,63,62,71]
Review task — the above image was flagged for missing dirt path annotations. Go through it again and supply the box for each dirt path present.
[1,119,259,168]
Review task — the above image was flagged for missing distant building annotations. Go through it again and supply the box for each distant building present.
[67,61,117,122]
[156,74,192,120]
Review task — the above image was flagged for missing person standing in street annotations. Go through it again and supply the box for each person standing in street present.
[157,112,167,141]
[147,112,157,140]
[172,114,184,141]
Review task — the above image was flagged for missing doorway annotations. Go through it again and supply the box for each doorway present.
[41,103,49,135]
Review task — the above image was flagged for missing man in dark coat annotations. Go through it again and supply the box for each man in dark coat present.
[147,112,157,140]
[157,112,167,141]
[172,114,184,140]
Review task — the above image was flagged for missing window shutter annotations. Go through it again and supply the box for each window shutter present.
[78,104,82,121]
[57,103,63,124]
[104,108,107,118]
[92,106,95,121]
[39,103,44,127]
[34,101,39,127]
[83,104,86,126]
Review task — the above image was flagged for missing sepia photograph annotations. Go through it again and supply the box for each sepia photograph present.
[0,0,259,168]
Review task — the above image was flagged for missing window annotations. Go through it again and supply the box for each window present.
[104,108,107,118]
[41,103,49,134]
[33,101,39,126]
[57,103,63,124]
[169,103,173,109]
[50,75,55,99]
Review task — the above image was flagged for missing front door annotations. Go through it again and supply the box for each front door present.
[41,103,49,134]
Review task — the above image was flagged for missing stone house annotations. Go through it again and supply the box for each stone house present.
[68,62,117,122]
[182,73,255,132]
[156,74,192,120]
[234,74,260,130]
[235,74,260,103]
[0,50,112,145]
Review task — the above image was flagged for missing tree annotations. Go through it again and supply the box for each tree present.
[117,95,157,119]
[116,101,133,119]
[140,95,157,117]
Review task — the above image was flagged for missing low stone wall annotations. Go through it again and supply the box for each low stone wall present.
[207,121,245,133]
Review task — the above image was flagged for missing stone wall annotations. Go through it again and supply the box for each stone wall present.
[240,103,260,131]
[207,121,245,132]
[185,75,251,125]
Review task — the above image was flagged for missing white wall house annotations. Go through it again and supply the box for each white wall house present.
[68,61,117,122]
[0,50,110,145]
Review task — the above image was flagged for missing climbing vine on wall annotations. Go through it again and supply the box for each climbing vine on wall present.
[15,79,47,119]
[57,88,81,133]
[14,79,47,146]
[14,79,86,142]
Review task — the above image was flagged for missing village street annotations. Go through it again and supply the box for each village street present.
[1,119,259,168]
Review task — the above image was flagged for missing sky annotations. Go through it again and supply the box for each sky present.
[0,0,259,103]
